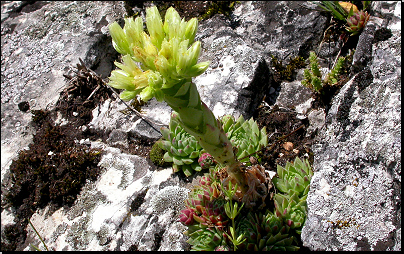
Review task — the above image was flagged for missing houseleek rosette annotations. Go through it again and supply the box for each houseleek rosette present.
[236,210,299,251]
[272,157,313,198]
[345,10,370,35]
[107,5,252,195]
[158,111,203,177]
[221,114,267,163]
[272,157,313,234]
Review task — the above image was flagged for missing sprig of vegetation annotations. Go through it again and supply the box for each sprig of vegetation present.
[301,51,346,93]
[28,218,49,251]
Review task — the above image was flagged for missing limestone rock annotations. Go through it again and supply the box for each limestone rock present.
[301,2,401,250]
[1,1,126,182]
[22,143,190,251]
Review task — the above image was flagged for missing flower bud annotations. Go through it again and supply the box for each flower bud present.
[184,18,198,45]
[108,69,137,90]
[120,90,138,101]
[163,7,181,40]
[146,5,165,49]
[139,71,163,102]
[176,40,192,76]
[123,17,144,51]
[115,55,143,76]
[188,41,202,67]
[109,22,131,55]
[184,61,210,78]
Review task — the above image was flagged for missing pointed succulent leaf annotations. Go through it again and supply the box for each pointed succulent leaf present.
[163,152,173,162]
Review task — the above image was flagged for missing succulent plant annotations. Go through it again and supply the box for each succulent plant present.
[108,4,269,206]
[274,191,307,234]
[158,111,203,176]
[315,1,370,36]
[220,114,268,164]
[236,210,300,251]
[198,152,217,170]
[180,172,229,227]
[272,157,313,198]
[271,157,313,234]
[186,225,227,251]
[179,171,231,250]
[345,10,370,36]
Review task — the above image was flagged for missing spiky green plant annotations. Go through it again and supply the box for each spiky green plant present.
[301,51,346,93]
[108,5,267,198]
[236,210,300,251]
[272,157,313,198]
[221,115,268,164]
[272,157,313,234]
[301,51,323,92]
[326,56,346,85]
[158,111,203,176]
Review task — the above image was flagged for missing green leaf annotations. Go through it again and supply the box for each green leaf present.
[173,156,184,165]
[163,152,173,162]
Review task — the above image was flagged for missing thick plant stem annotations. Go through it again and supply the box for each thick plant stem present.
[163,81,249,194]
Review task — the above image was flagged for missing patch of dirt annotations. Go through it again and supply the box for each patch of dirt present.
[254,104,314,170]
[1,60,117,251]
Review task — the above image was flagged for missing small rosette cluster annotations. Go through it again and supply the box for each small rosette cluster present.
[108,6,209,102]
[272,157,313,234]
[198,152,216,170]
[236,210,299,251]
[158,112,203,176]
[179,173,229,251]
[345,10,370,36]
[221,115,268,163]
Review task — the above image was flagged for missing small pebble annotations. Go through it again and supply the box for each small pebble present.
[282,142,294,151]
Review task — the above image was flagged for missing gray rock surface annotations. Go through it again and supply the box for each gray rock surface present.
[1,0,401,251]
[1,1,125,181]
[301,2,401,250]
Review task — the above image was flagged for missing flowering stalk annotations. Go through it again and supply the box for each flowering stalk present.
[107,6,254,195]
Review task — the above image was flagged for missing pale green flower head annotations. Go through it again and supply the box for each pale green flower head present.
[108,5,209,102]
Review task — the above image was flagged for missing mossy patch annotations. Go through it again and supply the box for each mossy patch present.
[149,139,171,168]
[271,55,306,82]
